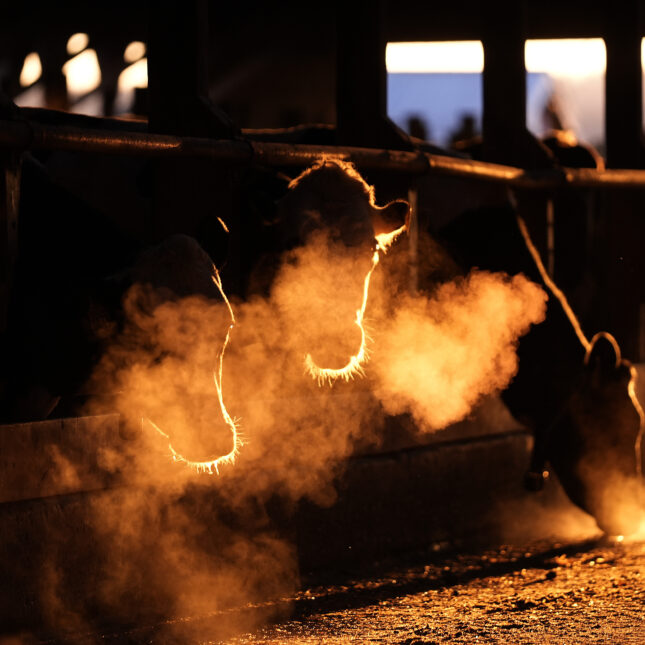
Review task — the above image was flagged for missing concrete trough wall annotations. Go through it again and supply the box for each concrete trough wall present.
[0,405,543,636]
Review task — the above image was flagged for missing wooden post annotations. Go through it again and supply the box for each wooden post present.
[147,0,236,138]
[0,151,21,334]
[146,0,238,290]
[40,33,68,112]
[482,3,527,167]
[604,1,644,169]
[482,2,552,278]
[335,0,412,150]
[481,1,552,170]
[597,3,645,360]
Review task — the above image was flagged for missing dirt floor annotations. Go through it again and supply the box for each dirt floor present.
[14,483,645,644]
[19,525,645,644]
[223,535,645,644]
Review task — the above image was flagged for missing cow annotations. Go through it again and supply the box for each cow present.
[0,152,229,422]
[423,124,643,534]
[273,158,409,254]
[262,156,643,535]
[246,157,410,295]
[438,200,643,535]
[263,158,410,380]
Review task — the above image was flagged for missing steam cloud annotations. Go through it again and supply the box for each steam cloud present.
[371,270,547,431]
[31,227,548,638]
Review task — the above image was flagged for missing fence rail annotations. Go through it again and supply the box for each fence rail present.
[3,117,645,190]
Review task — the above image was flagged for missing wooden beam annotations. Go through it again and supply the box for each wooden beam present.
[604,1,645,168]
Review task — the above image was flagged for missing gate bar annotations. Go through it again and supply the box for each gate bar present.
[3,118,645,190]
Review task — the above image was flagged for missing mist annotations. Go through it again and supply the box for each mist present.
[26,212,552,638]
[371,270,547,431]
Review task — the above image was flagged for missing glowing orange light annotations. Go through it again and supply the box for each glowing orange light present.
[375,224,407,254]
[305,224,407,386]
[145,265,241,474]
[628,366,645,479]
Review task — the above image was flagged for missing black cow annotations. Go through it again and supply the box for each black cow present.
[276,158,410,251]
[266,156,643,534]
[427,126,642,534]
[0,153,228,422]
[247,158,410,295]
[438,202,643,535]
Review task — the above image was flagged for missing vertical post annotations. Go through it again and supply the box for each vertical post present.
[482,3,527,167]
[0,152,21,333]
[92,34,129,118]
[335,0,411,149]
[146,0,238,291]
[482,2,553,289]
[604,1,644,169]
[597,2,645,360]
[40,34,68,112]
[147,0,235,137]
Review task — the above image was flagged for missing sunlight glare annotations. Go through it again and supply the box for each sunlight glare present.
[114,58,148,114]
[386,41,484,73]
[19,52,42,87]
[387,39,609,79]
[124,41,146,63]
[62,49,102,97]
[67,32,89,56]
[525,39,606,78]
[117,57,148,92]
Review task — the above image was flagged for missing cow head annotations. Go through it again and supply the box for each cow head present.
[272,159,410,375]
[551,332,644,535]
[278,158,409,252]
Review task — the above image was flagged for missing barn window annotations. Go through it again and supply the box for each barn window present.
[114,42,148,115]
[19,52,42,87]
[66,32,89,56]
[14,52,45,108]
[525,38,606,154]
[385,39,616,155]
[386,41,484,148]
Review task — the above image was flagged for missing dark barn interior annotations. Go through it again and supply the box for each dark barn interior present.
[1,0,645,641]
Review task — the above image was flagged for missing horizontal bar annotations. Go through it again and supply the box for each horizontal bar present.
[0,119,253,162]
[2,118,645,190]
[563,167,645,188]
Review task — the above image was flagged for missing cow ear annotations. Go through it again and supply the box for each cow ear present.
[584,332,621,380]
[373,199,410,236]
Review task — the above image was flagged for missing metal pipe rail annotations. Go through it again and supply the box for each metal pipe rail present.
[2,118,645,190]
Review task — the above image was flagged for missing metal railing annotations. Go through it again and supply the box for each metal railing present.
[3,117,645,190]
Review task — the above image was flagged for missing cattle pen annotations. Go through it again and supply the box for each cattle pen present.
[1,1,645,642]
